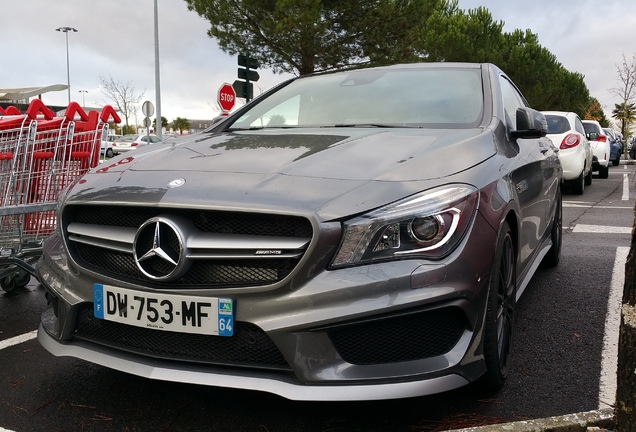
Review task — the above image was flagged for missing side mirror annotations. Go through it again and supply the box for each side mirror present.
[510,107,547,139]
[588,132,598,140]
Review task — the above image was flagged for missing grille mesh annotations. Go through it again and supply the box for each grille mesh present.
[74,243,298,288]
[328,307,467,365]
[73,303,291,370]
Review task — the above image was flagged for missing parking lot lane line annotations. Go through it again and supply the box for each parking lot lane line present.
[599,246,629,409]
[622,173,629,201]
[563,203,632,209]
[0,330,37,351]
[572,225,632,234]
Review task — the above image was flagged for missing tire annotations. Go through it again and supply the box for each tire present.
[480,221,516,390]
[612,157,620,166]
[571,170,584,195]
[598,164,609,179]
[106,148,114,158]
[584,167,592,186]
[541,189,562,268]
[1,270,30,293]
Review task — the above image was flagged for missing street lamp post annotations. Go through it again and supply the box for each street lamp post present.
[79,90,88,108]
[56,26,78,105]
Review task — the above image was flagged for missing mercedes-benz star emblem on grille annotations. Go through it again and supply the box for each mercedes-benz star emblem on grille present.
[133,217,187,281]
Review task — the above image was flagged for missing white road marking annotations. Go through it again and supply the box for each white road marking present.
[599,246,629,409]
[0,330,37,351]
[563,203,632,209]
[623,173,630,201]
[572,224,632,234]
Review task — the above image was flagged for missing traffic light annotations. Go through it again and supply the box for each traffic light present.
[233,54,260,101]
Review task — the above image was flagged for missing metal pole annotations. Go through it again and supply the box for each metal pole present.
[56,27,78,105]
[64,31,70,103]
[154,0,162,139]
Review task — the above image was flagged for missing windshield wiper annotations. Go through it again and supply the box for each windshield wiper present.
[228,125,302,131]
[322,123,407,128]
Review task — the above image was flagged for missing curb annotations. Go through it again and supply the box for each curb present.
[445,408,615,431]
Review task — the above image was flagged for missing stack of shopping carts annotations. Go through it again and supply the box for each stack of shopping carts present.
[0,99,120,292]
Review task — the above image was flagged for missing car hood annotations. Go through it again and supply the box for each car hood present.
[69,128,494,220]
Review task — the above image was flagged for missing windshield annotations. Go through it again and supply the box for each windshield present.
[228,67,484,130]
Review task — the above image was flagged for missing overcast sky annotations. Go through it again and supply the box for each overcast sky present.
[2,0,635,125]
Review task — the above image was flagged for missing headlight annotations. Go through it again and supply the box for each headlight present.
[330,185,479,268]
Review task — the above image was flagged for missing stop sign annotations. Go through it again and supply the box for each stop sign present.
[217,83,236,112]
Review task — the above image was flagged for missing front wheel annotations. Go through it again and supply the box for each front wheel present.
[480,221,516,390]
[106,148,114,158]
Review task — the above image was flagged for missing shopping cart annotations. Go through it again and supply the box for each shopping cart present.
[0,100,120,292]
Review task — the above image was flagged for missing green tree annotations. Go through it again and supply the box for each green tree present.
[422,3,505,63]
[172,117,190,134]
[153,116,168,131]
[421,4,590,114]
[612,102,636,137]
[183,0,443,75]
[583,97,610,127]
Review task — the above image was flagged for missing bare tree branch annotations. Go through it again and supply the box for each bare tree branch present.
[99,75,145,133]
[610,52,636,105]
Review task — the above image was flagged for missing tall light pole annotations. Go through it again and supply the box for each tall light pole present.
[56,26,78,104]
[154,0,162,138]
[79,90,88,108]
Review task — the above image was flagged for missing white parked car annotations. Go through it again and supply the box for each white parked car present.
[543,111,593,194]
[112,133,162,155]
[581,120,611,179]
[100,134,120,159]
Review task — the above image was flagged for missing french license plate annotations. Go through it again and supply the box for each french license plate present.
[93,284,234,337]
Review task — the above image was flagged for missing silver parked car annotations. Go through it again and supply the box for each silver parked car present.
[37,62,562,401]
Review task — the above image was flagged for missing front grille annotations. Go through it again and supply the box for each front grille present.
[64,205,313,288]
[73,303,291,370]
[327,307,467,365]
[74,243,299,288]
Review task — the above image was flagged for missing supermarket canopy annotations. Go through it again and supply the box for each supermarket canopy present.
[0,84,68,102]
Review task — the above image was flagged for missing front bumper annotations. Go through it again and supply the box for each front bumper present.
[37,323,469,401]
[37,210,497,401]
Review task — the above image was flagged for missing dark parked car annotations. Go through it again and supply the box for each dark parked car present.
[37,62,562,401]
[603,128,623,166]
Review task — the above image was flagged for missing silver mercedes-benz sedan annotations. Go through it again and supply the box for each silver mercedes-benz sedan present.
[37,62,562,401]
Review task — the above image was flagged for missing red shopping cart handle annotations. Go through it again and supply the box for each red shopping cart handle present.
[65,101,90,122]
[100,105,121,124]
[25,99,55,120]
[74,110,99,132]
[0,106,21,116]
